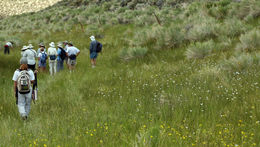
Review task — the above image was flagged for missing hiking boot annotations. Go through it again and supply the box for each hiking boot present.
[21,116,27,120]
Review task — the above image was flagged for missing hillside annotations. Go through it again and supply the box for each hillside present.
[0,0,62,17]
[0,0,260,146]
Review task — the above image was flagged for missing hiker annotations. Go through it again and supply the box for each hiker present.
[66,42,80,72]
[57,43,66,72]
[37,43,46,56]
[12,57,35,120]
[63,41,69,67]
[21,46,28,57]
[4,41,12,54]
[47,42,57,75]
[89,36,102,68]
[23,44,38,94]
[38,47,47,72]
[23,44,37,71]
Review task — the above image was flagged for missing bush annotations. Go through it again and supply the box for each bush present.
[236,29,260,52]
[219,18,248,38]
[119,47,148,60]
[185,15,219,42]
[185,40,215,59]
[220,53,254,72]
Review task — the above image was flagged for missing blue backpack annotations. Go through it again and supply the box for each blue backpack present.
[40,52,47,64]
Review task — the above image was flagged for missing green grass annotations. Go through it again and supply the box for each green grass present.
[0,24,259,146]
[0,0,260,146]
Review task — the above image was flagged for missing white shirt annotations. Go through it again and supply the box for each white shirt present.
[47,47,57,56]
[12,69,35,82]
[6,42,12,47]
[64,45,69,52]
[66,46,80,56]
[23,49,37,65]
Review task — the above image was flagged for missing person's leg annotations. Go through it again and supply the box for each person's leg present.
[24,91,32,117]
[17,93,26,117]
[54,61,57,74]
[4,46,7,54]
[7,47,10,54]
[60,60,63,71]
[57,60,60,72]
[49,62,53,75]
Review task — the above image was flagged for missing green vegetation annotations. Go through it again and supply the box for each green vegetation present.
[0,0,260,146]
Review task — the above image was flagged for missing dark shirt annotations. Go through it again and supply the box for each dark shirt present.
[89,40,98,53]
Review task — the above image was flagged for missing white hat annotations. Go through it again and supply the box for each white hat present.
[57,43,63,48]
[28,44,34,49]
[49,42,55,48]
[90,36,95,41]
[21,46,28,51]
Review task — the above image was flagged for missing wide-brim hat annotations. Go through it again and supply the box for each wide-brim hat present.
[90,35,95,41]
[21,46,28,51]
[57,43,63,48]
[28,44,34,49]
[39,42,45,47]
[49,42,55,48]
[63,40,68,44]
[68,42,73,46]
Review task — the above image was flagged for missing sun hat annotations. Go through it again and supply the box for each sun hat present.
[39,42,45,47]
[90,36,95,41]
[57,43,63,48]
[63,41,68,44]
[49,42,55,48]
[68,41,73,46]
[20,57,28,65]
[21,46,28,51]
[28,44,34,49]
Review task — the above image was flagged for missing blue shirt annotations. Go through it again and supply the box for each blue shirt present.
[57,48,62,61]
[89,40,97,53]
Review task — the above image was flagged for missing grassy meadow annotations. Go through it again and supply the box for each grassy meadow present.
[0,0,260,146]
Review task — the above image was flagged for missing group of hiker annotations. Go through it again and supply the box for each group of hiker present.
[11,35,102,120]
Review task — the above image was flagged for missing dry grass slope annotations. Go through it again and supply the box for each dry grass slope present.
[0,0,62,17]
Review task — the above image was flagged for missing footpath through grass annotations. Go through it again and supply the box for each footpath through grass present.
[0,25,260,146]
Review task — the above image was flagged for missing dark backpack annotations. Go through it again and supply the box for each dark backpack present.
[40,52,47,64]
[69,54,76,60]
[96,42,102,53]
[50,55,57,60]
[59,48,66,60]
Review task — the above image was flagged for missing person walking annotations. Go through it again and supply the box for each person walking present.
[38,47,47,72]
[21,46,28,57]
[63,41,69,68]
[23,44,37,71]
[66,42,80,72]
[89,36,102,68]
[57,43,66,72]
[37,43,46,56]
[47,42,57,75]
[22,44,38,97]
[4,41,12,54]
[12,57,35,120]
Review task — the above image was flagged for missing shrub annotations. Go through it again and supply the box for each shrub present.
[185,15,219,42]
[219,18,248,38]
[119,47,148,60]
[220,53,254,72]
[236,29,260,52]
[185,40,215,59]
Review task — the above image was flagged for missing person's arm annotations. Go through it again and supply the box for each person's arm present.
[14,81,17,94]
[90,42,93,51]
[76,51,80,57]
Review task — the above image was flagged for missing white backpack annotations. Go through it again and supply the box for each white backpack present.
[17,70,31,94]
